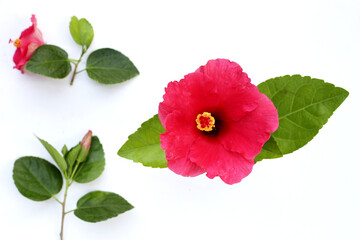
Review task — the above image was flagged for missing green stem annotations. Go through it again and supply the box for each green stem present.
[76,68,86,74]
[69,161,81,184]
[68,59,78,65]
[68,58,79,62]
[70,49,86,86]
[60,179,70,240]
[65,209,76,215]
[70,61,80,86]
[52,195,62,205]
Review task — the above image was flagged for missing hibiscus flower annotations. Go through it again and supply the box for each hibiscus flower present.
[158,59,279,184]
[9,15,45,73]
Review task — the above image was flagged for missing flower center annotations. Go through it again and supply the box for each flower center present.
[13,39,21,48]
[196,112,215,132]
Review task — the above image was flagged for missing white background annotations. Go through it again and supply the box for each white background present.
[1,0,359,239]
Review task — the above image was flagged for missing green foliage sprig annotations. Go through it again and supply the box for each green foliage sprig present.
[13,131,133,240]
[25,16,139,85]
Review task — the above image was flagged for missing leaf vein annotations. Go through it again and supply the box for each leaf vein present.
[23,164,53,196]
[279,93,347,120]
[284,117,310,130]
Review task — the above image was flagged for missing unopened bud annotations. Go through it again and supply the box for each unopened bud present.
[77,130,92,163]
[81,130,92,151]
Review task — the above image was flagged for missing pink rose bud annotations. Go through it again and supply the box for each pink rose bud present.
[9,15,45,73]
[81,130,92,151]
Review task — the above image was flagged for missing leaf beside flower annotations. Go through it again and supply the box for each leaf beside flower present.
[25,44,72,78]
[255,75,349,162]
[118,114,167,168]
[254,136,283,162]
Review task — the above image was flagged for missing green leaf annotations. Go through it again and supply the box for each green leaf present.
[74,136,105,183]
[37,136,68,176]
[77,146,90,163]
[254,136,283,163]
[74,191,133,223]
[118,114,167,168]
[69,16,94,49]
[25,44,71,78]
[13,157,63,201]
[86,48,139,84]
[65,143,81,172]
[61,145,68,156]
[256,75,349,161]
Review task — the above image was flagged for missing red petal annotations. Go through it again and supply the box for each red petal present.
[159,80,188,125]
[162,110,196,134]
[20,24,44,51]
[196,59,250,86]
[197,59,260,120]
[159,72,220,125]
[220,93,279,159]
[159,59,260,124]
[30,14,37,25]
[162,132,205,177]
[160,111,204,177]
[189,137,254,184]
[24,42,41,59]
[19,16,36,39]
[217,83,260,121]
[13,48,26,73]
[19,15,44,56]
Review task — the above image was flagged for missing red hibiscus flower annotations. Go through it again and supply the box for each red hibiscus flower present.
[158,59,279,184]
[9,15,45,73]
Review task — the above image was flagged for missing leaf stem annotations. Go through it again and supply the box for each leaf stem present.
[70,49,86,86]
[60,179,70,240]
[76,68,86,74]
[70,59,81,86]
[65,209,76,215]
[69,161,81,184]
[52,195,62,205]
[68,58,79,63]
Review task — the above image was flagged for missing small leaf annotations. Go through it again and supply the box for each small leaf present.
[256,75,349,160]
[254,137,283,163]
[37,136,68,176]
[76,147,88,163]
[74,136,105,183]
[118,114,167,168]
[61,145,68,156]
[25,44,71,78]
[65,143,81,172]
[69,16,94,49]
[86,48,139,84]
[13,157,63,201]
[74,191,133,223]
